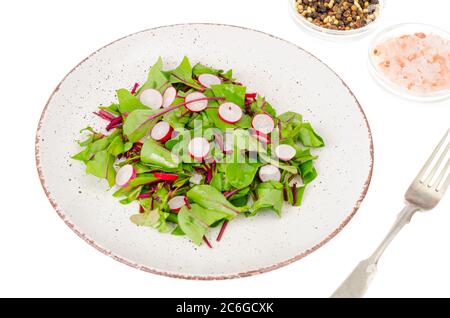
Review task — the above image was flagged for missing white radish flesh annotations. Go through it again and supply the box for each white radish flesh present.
[139,89,163,108]
[115,164,136,187]
[258,165,281,182]
[162,87,177,108]
[188,137,210,160]
[274,144,296,161]
[198,73,221,88]
[255,131,270,144]
[218,102,243,124]
[189,173,203,185]
[252,114,275,135]
[185,92,208,112]
[168,196,186,212]
[150,121,173,142]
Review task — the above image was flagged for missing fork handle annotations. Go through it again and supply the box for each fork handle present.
[331,204,420,298]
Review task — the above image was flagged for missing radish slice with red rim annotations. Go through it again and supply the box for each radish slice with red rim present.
[185,92,208,112]
[150,121,173,142]
[115,164,136,187]
[188,137,210,161]
[274,144,296,161]
[139,88,163,108]
[254,130,270,144]
[252,114,274,135]
[198,74,221,88]
[168,196,186,212]
[258,165,281,182]
[218,102,243,124]
[162,87,177,108]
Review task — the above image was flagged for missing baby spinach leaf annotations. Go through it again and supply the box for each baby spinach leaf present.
[130,208,161,227]
[119,186,142,204]
[169,56,203,90]
[250,182,284,216]
[192,63,223,76]
[187,185,245,218]
[298,123,324,148]
[178,203,232,245]
[99,103,119,116]
[139,57,170,92]
[116,89,148,113]
[85,150,116,187]
[225,163,259,189]
[299,160,318,184]
[251,96,276,117]
[141,138,180,170]
[211,84,246,106]
[107,135,124,156]
[128,173,158,187]
[123,109,158,143]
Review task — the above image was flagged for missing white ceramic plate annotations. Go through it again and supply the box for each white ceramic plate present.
[36,24,373,279]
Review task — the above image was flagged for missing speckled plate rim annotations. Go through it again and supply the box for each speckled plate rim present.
[35,23,374,280]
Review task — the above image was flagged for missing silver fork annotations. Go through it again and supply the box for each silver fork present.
[332,129,450,298]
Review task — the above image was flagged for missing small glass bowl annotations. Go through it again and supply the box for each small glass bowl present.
[368,23,450,102]
[288,0,386,41]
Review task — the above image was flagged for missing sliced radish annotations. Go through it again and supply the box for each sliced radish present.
[198,73,221,88]
[258,165,281,182]
[254,130,270,145]
[274,144,296,161]
[139,88,163,108]
[252,114,275,135]
[154,172,178,181]
[189,173,203,185]
[162,87,177,108]
[188,137,210,161]
[115,164,136,187]
[168,196,186,212]
[218,102,243,124]
[185,92,208,112]
[150,121,173,142]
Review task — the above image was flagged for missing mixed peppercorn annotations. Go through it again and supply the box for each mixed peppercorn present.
[295,0,380,31]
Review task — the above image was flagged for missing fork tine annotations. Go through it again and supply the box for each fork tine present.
[417,129,449,182]
[424,139,450,185]
[435,158,450,192]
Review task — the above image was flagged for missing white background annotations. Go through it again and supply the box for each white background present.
[0,0,449,298]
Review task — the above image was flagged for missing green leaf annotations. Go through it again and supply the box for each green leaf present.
[130,208,161,227]
[225,163,259,190]
[85,150,116,187]
[169,56,203,90]
[299,160,318,184]
[298,123,324,148]
[128,173,159,187]
[99,103,120,116]
[119,186,142,204]
[140,138,180,170]
[250,182,284,216]
[192,63,223,76]
[140,57,170,92]
[178,203,232,245]
[107,135,124,156]
[211,84,246,107]
[116,89,148,114]
[252,96,276,117]
[278,111,303,139]
[187,185,245,218]
[123,109,158,143]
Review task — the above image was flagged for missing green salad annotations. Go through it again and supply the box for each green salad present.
[72,56,324,247]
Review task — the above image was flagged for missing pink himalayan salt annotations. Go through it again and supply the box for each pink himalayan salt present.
[372,32,450,94]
